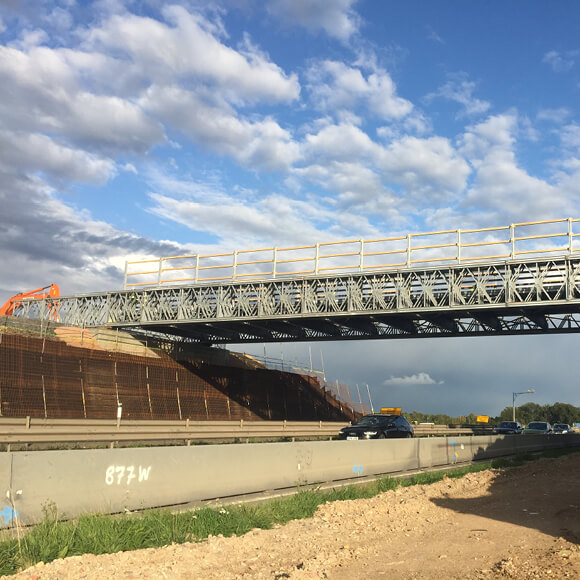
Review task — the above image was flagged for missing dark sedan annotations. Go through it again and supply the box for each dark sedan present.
[338,414,414,440]
[493,421,523,435]
[523,421,552,435]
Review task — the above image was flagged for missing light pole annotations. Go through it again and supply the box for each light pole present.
[512,389,535,422]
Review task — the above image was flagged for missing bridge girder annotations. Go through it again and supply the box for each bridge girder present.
[14,255,580,345]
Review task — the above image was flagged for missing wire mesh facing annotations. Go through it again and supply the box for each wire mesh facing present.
[0,318,361,422]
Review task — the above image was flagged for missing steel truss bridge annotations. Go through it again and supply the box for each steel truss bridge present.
[14,254,580,346]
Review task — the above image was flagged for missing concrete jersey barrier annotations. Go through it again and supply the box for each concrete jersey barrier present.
[1,433,578,527]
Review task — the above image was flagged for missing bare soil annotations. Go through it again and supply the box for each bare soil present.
[9,452,580,580]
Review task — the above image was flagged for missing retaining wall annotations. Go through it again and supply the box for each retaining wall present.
[0,321,358,422]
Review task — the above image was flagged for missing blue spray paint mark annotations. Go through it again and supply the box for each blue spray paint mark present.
[0,506,18,525]
[352,463,363,475]
[449,439,458,463]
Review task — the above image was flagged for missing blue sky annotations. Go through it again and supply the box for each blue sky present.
[1,0,580,417]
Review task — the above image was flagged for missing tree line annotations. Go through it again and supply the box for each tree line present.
[404,401,580,426]
[496,401,579,426]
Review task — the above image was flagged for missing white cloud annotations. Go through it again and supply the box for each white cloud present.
[0,45,165,153]
[0,3,307,216]
[378,136,470,196]
[383,372,443,386]
[542,50,577,73]
[426,75,490,117]
[296,123,399,213]
[43,6,73,31]
[550,160,580,206]
[143,165,396,250]
[518,115,539,143]
[91,0,128,17]
[306,60,413,120]
[458,114,516,165]
[8,28,49,50]
[84,6,300,105]
[296,124,469,212]
[536,107,571,124]
[149,193,282,241]
[459,114,574,223]
[465,152,559,215]
[425,25,444,45]
[122,163,138,174]
[267,0,361,42]
[302,123,380,161]
[0,130,115,183]
[141,85,301,172]
[401,113,432,135]
[560,123,580,150]
[147,188,328,249]
[0,172,186,299]
[295,161,391,211]
[63,92,165,153]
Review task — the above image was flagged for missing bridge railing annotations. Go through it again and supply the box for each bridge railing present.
[124,218,580,288]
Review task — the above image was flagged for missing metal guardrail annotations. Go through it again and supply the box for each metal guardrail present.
[412,424,493,436]
[0,418,493,448]
[0,418,347,447]
[124,218,580,288]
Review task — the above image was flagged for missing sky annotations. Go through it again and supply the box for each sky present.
[1,0,580,417]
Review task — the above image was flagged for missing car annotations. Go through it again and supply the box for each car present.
[493,421,523,435]
[338,414,414,440]
[553,423,572,434]
[522,421,552,435]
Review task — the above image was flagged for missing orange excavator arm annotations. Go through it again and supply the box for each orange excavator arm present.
[0,284,60,316]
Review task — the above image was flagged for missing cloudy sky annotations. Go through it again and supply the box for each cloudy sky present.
[1,0,580,417]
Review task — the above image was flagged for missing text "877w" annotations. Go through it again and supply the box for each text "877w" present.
[105,465,151,485]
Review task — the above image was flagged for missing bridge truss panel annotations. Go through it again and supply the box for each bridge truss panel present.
[14,256,580,345]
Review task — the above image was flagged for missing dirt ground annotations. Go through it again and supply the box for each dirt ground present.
[8,452,580,580]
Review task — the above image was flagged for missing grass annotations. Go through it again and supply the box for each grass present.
[0,447,577,576]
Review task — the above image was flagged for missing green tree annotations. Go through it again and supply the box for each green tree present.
[498,401,544,424]
[409,402,580,427]
[546,402,579,425]
[465,413,478,424]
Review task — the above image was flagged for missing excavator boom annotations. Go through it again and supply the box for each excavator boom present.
[0,284,60,316]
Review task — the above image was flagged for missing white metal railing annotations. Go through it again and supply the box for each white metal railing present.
[124,218,580,289]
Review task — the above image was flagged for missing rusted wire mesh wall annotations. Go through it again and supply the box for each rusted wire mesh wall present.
[188,363,359,421]
[0,319,361,421]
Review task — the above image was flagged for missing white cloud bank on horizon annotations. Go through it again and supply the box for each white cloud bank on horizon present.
[382,372,444,386]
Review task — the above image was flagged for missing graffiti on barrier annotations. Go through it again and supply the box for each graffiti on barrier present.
[352,462,363,475]
[105,465,152,485]
[449,439,459,463]
[0,506,18,525]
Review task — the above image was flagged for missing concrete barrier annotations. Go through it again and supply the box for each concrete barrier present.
[2,434,579,526]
